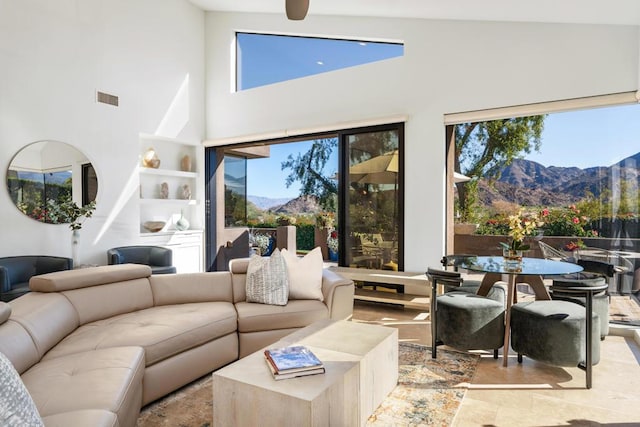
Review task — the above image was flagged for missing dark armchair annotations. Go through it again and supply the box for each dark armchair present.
[0,256,73,301]
[107,246,176,274]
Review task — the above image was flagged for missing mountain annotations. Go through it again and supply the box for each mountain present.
[476,151,640,207]
[247,195,293,210]
[272,195,321,215]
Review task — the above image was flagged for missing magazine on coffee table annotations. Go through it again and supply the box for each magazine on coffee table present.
[264,345,325,379]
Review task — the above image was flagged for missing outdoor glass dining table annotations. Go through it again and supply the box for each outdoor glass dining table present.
[458,256,584,366]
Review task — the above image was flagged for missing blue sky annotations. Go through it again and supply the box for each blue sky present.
[247,141,338,199]
[527,103,640,169]
[237,33,403,91]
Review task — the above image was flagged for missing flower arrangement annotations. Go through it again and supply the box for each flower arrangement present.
[327,229,339,252]
[500,209,543,252]
[249,231,272,256]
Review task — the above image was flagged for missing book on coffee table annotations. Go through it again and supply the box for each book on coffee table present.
[264,345,325,380]
[264,357,325,380]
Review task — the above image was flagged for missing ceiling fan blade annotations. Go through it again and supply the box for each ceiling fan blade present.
[286,0,309,20]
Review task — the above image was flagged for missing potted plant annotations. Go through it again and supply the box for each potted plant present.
[46,196,96,266]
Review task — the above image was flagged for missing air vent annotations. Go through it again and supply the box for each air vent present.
[96,91,119,107]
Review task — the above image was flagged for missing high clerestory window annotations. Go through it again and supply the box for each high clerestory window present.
[236,32,404,91]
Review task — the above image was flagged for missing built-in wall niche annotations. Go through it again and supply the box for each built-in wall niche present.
[6,140,98,225]
[138,134,201,234]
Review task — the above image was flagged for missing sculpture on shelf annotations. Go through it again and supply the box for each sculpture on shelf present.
[180,184,191,200]
[160,182,169,199]
[181,154,192,172]
[142,147,160,168]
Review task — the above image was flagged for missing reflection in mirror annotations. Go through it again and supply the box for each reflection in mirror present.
[6,141,98,224]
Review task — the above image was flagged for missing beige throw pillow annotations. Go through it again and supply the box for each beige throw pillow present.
[281,247,324,301]
[245,249,289,306]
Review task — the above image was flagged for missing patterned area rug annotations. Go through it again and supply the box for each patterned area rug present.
[136,342,479,427]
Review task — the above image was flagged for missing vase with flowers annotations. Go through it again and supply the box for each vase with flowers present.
[500,209,542,271]
[46,196,96,266]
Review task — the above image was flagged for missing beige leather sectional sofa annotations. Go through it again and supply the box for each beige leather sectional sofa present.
[0,262,354,426]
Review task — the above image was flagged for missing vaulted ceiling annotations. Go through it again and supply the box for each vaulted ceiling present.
[188,0,640,26]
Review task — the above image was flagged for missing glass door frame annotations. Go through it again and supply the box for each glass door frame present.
[338,122,405,270]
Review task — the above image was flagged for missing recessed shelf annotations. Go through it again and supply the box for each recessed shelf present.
[139,167,197,179]
[139,198,198,205]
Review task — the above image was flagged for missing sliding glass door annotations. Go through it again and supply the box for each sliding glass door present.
[341,124,404,270]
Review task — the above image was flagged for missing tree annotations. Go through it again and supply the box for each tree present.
[281,138,338,210]
[455,116,546,222]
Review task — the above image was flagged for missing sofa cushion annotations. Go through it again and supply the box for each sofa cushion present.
[3,293,78,370]
[0,351,43,427]
[150,272,233,306]
[235,299,329,333]
[43,302,238,366]
[22,346,145,426]
[245,250,289,306]
[281,247,324,301]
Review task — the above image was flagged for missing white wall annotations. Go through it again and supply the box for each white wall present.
[0,0,205,265]
[204,12,639,272]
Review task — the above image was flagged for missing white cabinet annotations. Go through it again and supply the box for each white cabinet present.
[139,230,204,273]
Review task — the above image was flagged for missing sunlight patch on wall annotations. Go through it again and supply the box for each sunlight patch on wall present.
[155,74,190,138]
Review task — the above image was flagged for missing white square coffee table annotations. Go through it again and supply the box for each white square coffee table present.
[212,320,398,427]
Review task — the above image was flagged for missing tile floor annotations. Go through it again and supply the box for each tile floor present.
[352,294,640,427]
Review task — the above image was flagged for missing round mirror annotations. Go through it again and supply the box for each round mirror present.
[6,141,98,224]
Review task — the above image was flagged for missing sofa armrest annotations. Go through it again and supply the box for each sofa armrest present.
[0,266,10,293]
[107,249,123,265]
[321,269,354,320]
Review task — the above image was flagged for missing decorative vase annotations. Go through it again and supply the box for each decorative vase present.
[71,229,80,266]
[503,248,523,272]
[180,154,192,172]
[142,147,160,168]
[329,248,338,262]
[175,210,190,231]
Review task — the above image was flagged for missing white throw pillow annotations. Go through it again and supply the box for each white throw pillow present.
[0,352,44,427]
[281,247,324,301]
[245,249,289,306]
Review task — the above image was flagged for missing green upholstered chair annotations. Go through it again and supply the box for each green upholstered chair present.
[551,259,613,339]
[511,286,605,388]
[427,267,506,359]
